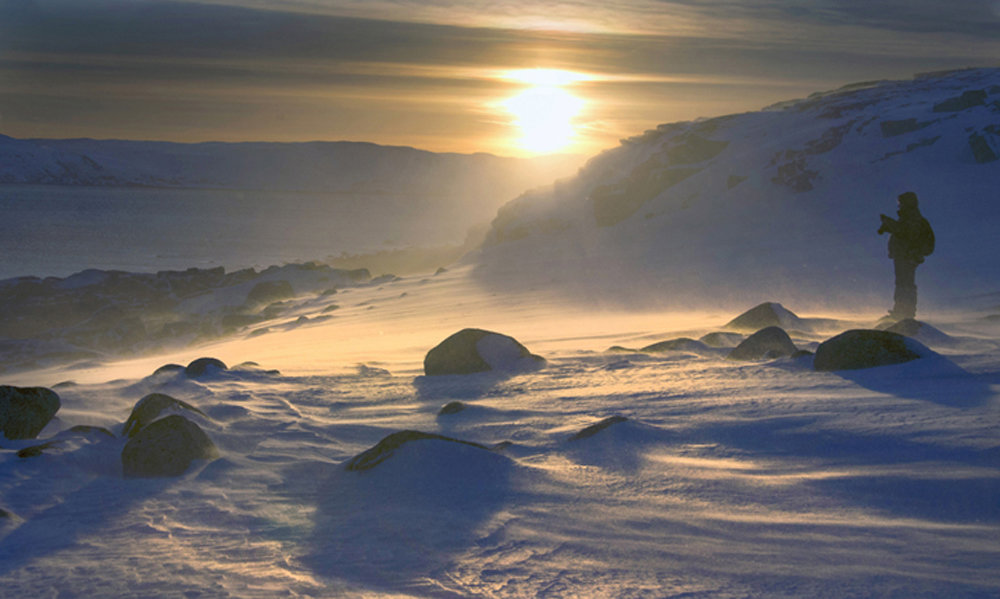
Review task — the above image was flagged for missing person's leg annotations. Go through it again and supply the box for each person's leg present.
[892,259,918,319]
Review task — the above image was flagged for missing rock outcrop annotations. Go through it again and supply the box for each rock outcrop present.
[0,386,60,440]
[424,328,545,376]
[122,393,207,438]
[725,303,804,332]
[727,326,799,361]
[814,329,925,371]
[121,414,219,478]
[344,430,491,471]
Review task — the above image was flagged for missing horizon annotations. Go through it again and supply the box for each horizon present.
[2,1,999,158]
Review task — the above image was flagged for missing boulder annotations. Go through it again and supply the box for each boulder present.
[185,357,227,378]
[641,338,707,353]
[122,393,206,438]
[814,329,925,371]
[438,401,467,415]
[725,302,804,331]
[0,386,61,440]
[699,332,745,348]
[423,328,545,376]
[727,326,799,361]
[345,430,490,471]
[569,416,628,441]
[16,425,114,458]
[121,414,219,478]
[152,363,185,377]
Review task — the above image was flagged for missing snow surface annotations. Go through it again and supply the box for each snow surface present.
[1,265,998,598]
[1,69,999,597]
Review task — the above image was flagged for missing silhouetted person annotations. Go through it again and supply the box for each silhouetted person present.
[878,191,934,320]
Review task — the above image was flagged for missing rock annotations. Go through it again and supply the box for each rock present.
[152,364,186,378]
[725,302,803,331]
[122,393,206,438]
[932,89,987,112]
[245,280,294,306]
[727,326,798,361]
[699,332,745,348]
[345,430,490,471]
[640,337,706,353]
[121,415,219,478]
[569,416,628,441]
[16,425,115,458]
[0,386,61,440]
[423,328,545,376]
[814,329,926,371]
[438,401,467,415]
[185,357,227,378]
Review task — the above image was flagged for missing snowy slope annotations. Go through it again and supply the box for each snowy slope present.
[472,68,1000,312]
[0,266,998,598]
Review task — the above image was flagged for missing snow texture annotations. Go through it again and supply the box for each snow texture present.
[0,69,998,597]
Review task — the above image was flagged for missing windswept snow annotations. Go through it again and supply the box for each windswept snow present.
[0,265,998,598]
[1,69,999,597]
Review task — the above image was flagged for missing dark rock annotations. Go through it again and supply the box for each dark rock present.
[18,425,115,458]
[0,386,61,440]
[245,280,294,306]
[438,401,467,415]
[152,363,185,377]
[728,327,798,361]
[771,157,818,191]
[424,328,545,376]
[185,357,227,378]
[0,508,11,519]
[880,118,932,137]
[969,132,998,163]
[814,329,924,371]
[121,415,218,478]
[641,338,707,353]
[569,416,628,441]
[344,430,490,471]
[699,332,745,348]
[122,393,206,438]
[725,302,803,331]
[932,89,987,112]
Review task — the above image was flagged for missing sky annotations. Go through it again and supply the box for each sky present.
[1,0,998,157]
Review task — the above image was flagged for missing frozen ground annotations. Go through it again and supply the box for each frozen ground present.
[1,265,998,598]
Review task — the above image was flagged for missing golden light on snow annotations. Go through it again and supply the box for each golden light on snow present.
[499,68,589,155]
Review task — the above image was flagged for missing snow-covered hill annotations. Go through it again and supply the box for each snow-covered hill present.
[0,135,580,219]
[473,68,1000,312]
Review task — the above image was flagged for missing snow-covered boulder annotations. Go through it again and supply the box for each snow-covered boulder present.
[699,332,745,348]
[344,430,493,471]
[423,328,545,376]
[725,303,804,332]
[727,326,799,361]
[879,319,954,347]
[813,329,926,371]
[0,385,60,440]
[641,338,708,353]
[122,393,207,438]
[185,357,228,378]
[569,415,629,441]
[121,414,218,478]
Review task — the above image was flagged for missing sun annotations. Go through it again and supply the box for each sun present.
[500,69,588,155]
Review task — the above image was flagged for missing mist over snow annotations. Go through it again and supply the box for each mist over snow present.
[472,67,1000,313]
[0,137,582,267]
[1,69,999,598]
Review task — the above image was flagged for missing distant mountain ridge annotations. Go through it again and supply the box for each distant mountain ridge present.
[473,67,1000,311]
[0,135,581,196]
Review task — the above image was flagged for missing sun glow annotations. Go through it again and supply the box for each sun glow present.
[500,69,587,155]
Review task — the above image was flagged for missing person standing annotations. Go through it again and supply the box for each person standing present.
[878,191,935,321]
